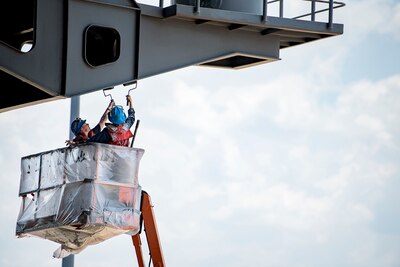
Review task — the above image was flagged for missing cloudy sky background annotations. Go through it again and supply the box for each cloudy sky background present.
[1,0,400,266]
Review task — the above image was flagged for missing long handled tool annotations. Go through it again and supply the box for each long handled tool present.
[124,81,137,106]
[124,81,139,147]
[102,86,114,101]
[130,119,140,147]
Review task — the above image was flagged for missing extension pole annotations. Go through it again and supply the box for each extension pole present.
[130,119,140,148]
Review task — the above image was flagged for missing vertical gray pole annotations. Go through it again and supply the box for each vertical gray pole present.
[311,0,315,21]
[68,96,80,140]
[63,95,80,267]
[195,0,200,14]
[328,0,333,28]
[262,0,268,22]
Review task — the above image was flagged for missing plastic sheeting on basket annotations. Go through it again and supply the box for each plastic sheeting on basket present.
[16,143,144,258]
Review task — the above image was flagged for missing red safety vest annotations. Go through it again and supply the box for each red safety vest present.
[107,124,133,146]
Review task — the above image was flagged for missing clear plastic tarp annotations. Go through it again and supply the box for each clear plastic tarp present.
[16,143,144,258]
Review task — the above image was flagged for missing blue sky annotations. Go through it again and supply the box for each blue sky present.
[1,0,399,266]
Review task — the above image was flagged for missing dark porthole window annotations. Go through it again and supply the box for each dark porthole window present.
[84,25,120,67]
[0,0,36,53]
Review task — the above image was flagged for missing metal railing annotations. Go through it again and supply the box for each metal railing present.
[292,0,346,27]
[142,0,345,26]
[262,0,345,26]
[262,0,283,22]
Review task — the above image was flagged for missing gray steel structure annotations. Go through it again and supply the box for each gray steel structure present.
[0,0,344,113]
[64,95,80,267]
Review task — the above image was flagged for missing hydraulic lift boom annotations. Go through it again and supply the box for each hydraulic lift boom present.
[132,191,166,267]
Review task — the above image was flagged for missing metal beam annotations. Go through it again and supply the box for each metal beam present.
[0,0,344,113]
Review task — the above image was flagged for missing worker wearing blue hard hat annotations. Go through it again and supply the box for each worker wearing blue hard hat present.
[89,95,135,146]
[108,105,127,124]
[66,99,115,146]
[70,118,87,136]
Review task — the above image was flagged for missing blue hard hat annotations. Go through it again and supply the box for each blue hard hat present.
[71,118,86,136]
[108,106,126,124]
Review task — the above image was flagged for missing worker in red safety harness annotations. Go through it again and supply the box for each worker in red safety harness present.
[66,99,115,146]
[87,95,135,147]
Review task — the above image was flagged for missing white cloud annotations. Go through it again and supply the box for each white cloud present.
[378,1,400,41]
[122,70,400,265]
[340,0,400,42]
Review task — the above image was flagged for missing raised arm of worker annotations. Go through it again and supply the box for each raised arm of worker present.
[125,95,135,129]
[99,99,115,129]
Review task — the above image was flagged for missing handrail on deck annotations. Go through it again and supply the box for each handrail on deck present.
[262,0,345,26]
[158,0,345,26]
[293,0,346,27]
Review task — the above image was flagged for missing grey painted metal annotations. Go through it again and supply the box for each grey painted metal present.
[0,0,140,108]
[0,0,65,96]
[62,255,75,267]
[220,0,262,15]
[293,0,345,21]
[329,0,333,28]
[172,0,222,9]
[138,11,280,79]
[62,95,80,267]
[162,4,343,34]
[0,0,345,113]
[64,97,80,267]
[175,0,264,14]
[262,0,268,22]
[69,96,80,140]
[311,0,316,21]
[64,0,140,96]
